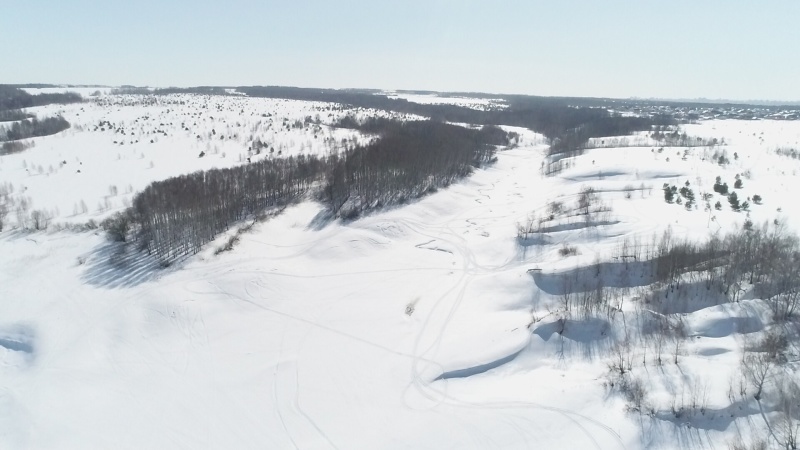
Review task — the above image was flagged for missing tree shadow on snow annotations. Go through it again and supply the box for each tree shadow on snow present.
[640,400,762,450]
[533,316,617,362]
[642,281,735,316]
[81,240,168,288]
[306,207,335,231]
[531,260,658,296]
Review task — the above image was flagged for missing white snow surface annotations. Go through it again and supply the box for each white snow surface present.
[0,94,417,228]
[384,91,508,111]
[2,94,800,449]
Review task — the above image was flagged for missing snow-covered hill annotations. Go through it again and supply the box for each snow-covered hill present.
[0,93,419,229]
[1,92,799,449]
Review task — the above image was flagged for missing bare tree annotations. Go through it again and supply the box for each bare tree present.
[609,339,633,375]
[577,186,597,224]
[30,209,50,231]
[741,353,774,401]
[671,318,686,365]
[775,376,800,450]
[0,200,7,232]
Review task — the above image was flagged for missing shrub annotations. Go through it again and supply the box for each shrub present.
[214,235,240,255]
[729,192,740,211]
[713,177,729,195]
[663,183,675,203]
[559,243,578,257]
[101,211,132,242]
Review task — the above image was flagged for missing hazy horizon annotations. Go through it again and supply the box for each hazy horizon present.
[4,0,800,102]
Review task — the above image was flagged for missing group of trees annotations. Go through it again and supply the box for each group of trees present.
[516,187,612,245]
[775,147,800,160]
[663,182,697,209]
[712,176,751,211]
[544,221,800,320]
[0,183,10,232]
[538,220,800,445]
[236,86,672,162]
[112,154,324,260]
[0,86,77,147]
[0,116,70,143]
[107,118,510,262]
[0,109,32,122]
[546,115,668,158]
[116,85,674,179]
[0,85,82,110]
[326,118,505,217]
[646,223,800,312]
[663,177,757,213]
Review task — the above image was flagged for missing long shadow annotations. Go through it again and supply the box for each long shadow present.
[531,260,658,295]
[533,316,617,362]
[435,349,523,380]
[516,234,553,247]
[638,399,764,450]
[81,240,169,288]
[537,220,620,234]
[643,281,736,316]
[0,324,35,354]
[307,207,335,231]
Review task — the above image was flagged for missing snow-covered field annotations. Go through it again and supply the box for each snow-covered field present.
[0,94,420,228]
[384,91,508,111]
[2,92,800,449]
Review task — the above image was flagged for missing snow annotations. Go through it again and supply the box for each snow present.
[20,87,113,97]
[0,94,409,228]
[2,92,800,449]
[384,91,508,111]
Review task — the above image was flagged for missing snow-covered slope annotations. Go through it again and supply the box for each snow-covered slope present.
[1,93,417,228]
[2,92,800,449]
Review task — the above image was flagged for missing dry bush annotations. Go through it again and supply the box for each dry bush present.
[559,243,578,257]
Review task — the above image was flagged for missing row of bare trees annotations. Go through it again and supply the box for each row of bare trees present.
[540,221,800,322]
[327,119,504,217]
[113,155,324,261]
[106,119,509,262]
[649,223,800,318]
[0,85,82,110]
[0,116,70,143]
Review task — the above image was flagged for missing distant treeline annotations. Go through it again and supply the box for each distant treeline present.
[0,117,70,142]
[0,141,31,155]
[108,119,509,261]
[109,87,153,95]
[236,86,673,154]
[112,86,230,96]
[115,84,672,152]
[0,86,82,111]
[153,86,230,95]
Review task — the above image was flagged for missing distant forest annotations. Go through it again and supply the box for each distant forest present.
[0,85,82,111]
[0,116,70,142]
[0,86,78,145]
[235,86,674,156]
[106,86,681,260]
[0,109,33,123]
[108,119,509,261]
[141,85,675,154]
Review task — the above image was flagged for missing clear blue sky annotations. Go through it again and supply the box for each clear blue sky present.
[3,0,799,101]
